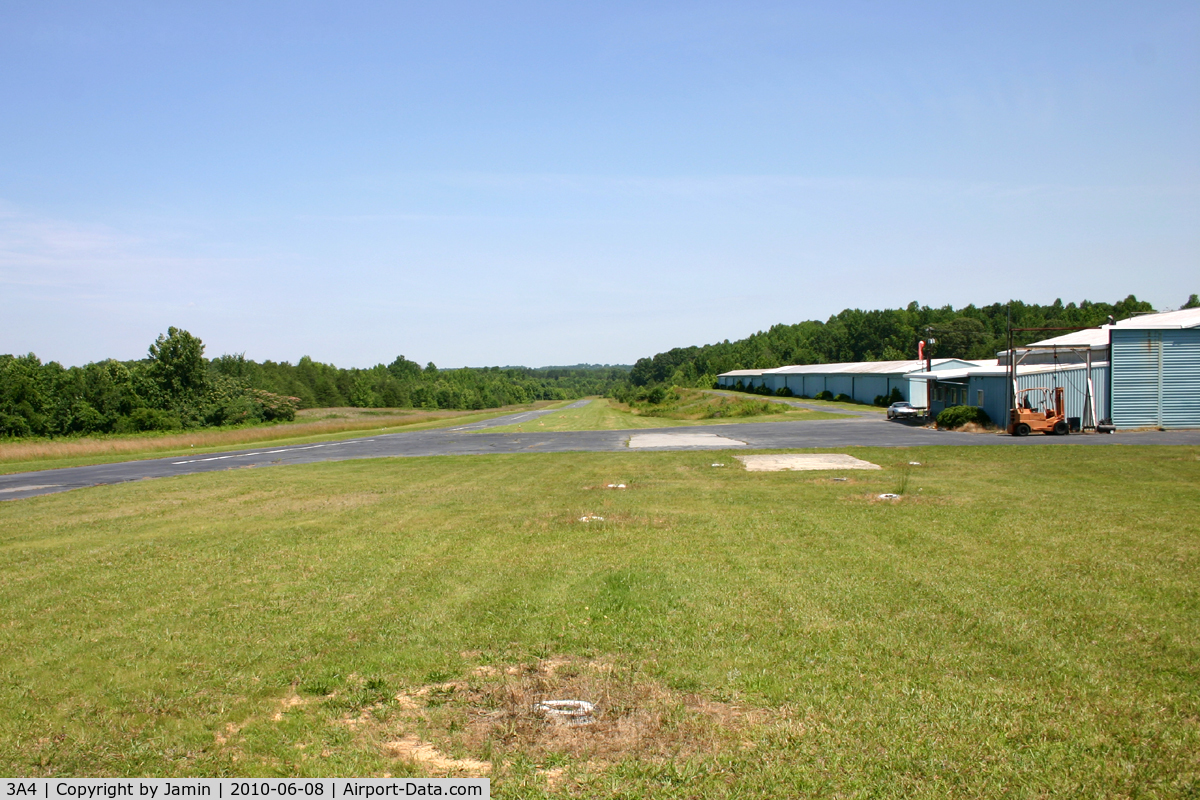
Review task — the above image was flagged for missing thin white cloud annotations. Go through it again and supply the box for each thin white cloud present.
[0,203,261,291]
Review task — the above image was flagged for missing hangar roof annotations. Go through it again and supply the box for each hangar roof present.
[1014,308,1200,355]
[764,358,976,376]
[1111,307,1200,330]
[909,361,1109,381]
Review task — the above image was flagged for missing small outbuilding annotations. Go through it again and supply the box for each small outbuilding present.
[1109,308,1200,429]
[715,369,768,391]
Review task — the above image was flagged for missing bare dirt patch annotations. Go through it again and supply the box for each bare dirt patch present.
[383,736,492,774]
[937,421,999,434]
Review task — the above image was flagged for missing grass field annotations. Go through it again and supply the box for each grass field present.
[1,445,1196,796]
[705,389,888,414]
[0,401,570,476]
[483,397,845,433]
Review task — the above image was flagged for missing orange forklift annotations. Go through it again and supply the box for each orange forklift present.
[1009,386,1069,436]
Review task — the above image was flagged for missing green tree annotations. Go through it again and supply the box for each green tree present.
[1183,294,1200,309]
[148,327,207,408]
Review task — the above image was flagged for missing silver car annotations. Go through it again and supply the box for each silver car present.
[887,401,920,420]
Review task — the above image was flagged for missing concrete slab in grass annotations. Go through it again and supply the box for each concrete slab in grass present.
[735,454,882,472]
[627,432,748,449]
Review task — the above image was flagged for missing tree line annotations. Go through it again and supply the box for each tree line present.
[626,295,1171,388]
[0,328,629,438]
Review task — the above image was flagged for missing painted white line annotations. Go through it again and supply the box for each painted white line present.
[174,451,262,465]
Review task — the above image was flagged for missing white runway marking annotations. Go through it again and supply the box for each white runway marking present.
[172,441,350,464]
[627,432,747,449]
[735,454,882,471]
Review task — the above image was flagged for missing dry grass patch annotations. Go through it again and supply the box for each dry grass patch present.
[329,656,767,782]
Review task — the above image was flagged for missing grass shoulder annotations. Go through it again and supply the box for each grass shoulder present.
[0,400,574,475]
[705,388,887,413]
[481,393,846,433]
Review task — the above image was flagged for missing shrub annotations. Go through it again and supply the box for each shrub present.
[0,412,32,438]
[874,387,906,407]
[122,408,183,432]
[644,386,667,405]
[815,390,834,401]
[834,393,853,403]
[775,386,794,397]
[936,405,992,430]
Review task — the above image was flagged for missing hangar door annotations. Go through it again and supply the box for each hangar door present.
[1111,329,1200,429]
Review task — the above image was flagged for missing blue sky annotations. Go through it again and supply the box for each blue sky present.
[2,1,1197,368]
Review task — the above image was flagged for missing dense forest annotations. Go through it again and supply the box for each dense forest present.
[626,295,1180,387]
[0,328,629,438]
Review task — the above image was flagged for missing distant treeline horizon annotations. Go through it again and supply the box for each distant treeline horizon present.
[4,293,1196,438]
[0,330,630,438]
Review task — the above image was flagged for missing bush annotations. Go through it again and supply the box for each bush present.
[0,412,32,438]
[834,393,853,403]
[774,387,794,397]
[874,387,906,407]
[815,390,834,401]
[936,405,992,430]
[122,408,183,432]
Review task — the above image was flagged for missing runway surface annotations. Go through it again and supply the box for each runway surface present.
[3,399,1198,501]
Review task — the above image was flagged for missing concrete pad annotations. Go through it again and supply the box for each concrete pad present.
[627,432,748,449]
[735,454,881,472]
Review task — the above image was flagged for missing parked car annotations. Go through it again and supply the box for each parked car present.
[887,401,921,420]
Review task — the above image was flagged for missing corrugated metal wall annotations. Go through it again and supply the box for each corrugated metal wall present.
[744,371,923,404]
[854,376,889,404]
[1112,329,1200,429]
[1162,330,1200,428]
[1112,330,1162,428]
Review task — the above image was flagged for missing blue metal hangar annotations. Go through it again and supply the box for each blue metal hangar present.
[716,308,1200,431]
[1109,308,1200,429]
[910,307,1200,430]
[717,359,980,406]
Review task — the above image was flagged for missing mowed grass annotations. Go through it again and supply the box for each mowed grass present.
[0,401,570,476]
[484,397,844,433]
[0,446,1197,797]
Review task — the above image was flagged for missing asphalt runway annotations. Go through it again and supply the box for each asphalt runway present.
[2,400,1198,501]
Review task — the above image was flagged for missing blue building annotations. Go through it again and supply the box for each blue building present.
[718,359,980,406]
[911,307,1200,430]
[916,362,1110,429]
[1109,308,1200,429]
